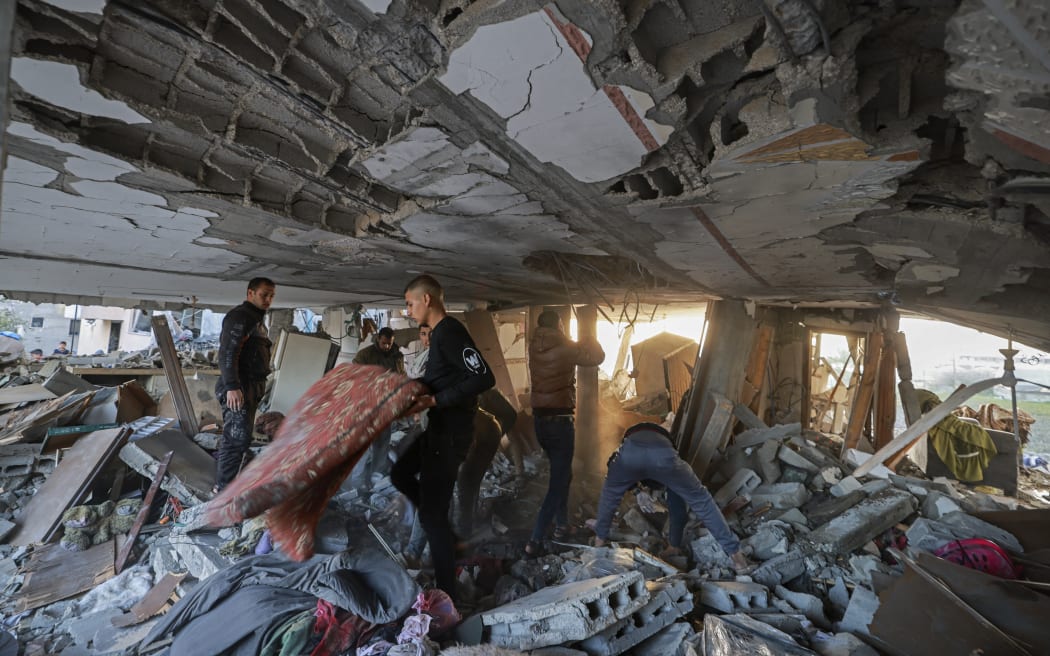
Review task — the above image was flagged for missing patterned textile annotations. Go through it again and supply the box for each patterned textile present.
[204,364,425,560]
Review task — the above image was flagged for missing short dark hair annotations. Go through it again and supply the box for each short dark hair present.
[377,327,395,339]
[538,310,561,329]
[59,341,67,346]
[30,349,43,355]
[248,277,276,291]
[404,274,443,302]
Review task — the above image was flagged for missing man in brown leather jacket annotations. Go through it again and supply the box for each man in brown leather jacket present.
[526,310,605,555]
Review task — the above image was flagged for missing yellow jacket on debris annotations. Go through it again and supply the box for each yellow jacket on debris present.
[917,389,997,482]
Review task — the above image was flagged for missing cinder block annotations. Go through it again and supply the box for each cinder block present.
[633,622,694,656]
[751,549,808,588]
[808,489,917,554]
[699,580,769,613]
[482,571,649,650]
[714,468,761,507]
[750,482,811,509]
[755,441,782,484]
[579,578,692,656]
[777,446,820,473]
[920,491,962,520]
[830,476,862,497]
[171,532,230,581]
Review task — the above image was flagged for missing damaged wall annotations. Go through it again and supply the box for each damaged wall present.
[1,0,1049,350]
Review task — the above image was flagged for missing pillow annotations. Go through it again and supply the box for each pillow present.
[204,364,425,560]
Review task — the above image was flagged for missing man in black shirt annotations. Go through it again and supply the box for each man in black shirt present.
[394,274,495,600]
[214,277,275,493]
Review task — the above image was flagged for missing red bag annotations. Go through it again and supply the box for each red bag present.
[204,364,425,560]
[933,538,1021,579]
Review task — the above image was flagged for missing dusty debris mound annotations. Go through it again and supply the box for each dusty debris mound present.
[0,359,1047,655]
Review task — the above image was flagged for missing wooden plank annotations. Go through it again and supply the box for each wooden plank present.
[800,329,812,430]
[741,323,774,411]
[874,333,897,450]
[111,572,186,628]
[841,331,883,455]
[895,331,922,425]
[463,310,520,411]
[14,540,115,612]
[0,384,56,405]
[6,428,129,546]
[574,305,601,482]
[853,377,1003,477]
[678,300,754,476]
[115,451,173,574]
[733,403,768,430]
[151,316,199,436]
[688,390,730,468]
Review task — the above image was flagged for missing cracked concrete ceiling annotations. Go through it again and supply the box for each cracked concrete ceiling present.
[0,0,1048,349]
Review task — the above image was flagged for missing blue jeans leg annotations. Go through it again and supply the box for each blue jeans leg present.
[530,416,575,542]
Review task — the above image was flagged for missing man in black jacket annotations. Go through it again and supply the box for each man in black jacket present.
[214,277,275,493]
[394,274,495,600]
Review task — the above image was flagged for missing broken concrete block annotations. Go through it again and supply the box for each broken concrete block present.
[751,549,808,588]
[920,491,962,520]
[888,474,953,497]
[632,622,694,656]
[149,535,187,579]
[778,446,820,473]
[119,431,215,506]
[482,571,649,650]
[774,585,830,628]
[755,441,782,484]
[699,580,769,613]
[689,533,735,570]
[776,508,810,531]
[805,490,866,527]
[743,521,792,560]
[828,577,850,617]
[703,613,815,656]
[844,449,893,479]
[813,632,879,656]
[622,507,658,535]
[808,489,918,554]
[847,555,885,587]
[906,513,1023,553]
[829,476,862,497]
[734,423,802,449]
[750,482,811,510]
[714,468,761,507]
[578,578,692,656]
[170,532,230,581]
[859,479,891,496]
[780,465,812,484]
[816,467,841,488]
[837,586,879,636]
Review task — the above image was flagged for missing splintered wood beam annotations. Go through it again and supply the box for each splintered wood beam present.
[874,332,897,451]
[115,451,173,574]
[741,323,774,413]
[841,331,884,455]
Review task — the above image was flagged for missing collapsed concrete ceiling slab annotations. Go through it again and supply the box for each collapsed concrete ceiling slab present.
[0,0,1048,349]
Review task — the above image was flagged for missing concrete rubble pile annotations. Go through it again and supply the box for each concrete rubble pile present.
[0,365,1047,655]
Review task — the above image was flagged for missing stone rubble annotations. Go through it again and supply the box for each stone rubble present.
[0,364,1046,655]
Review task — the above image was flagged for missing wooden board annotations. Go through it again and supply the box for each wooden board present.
[464,310,521,411]
[69,368,220,377]
[841,331,883,454]
[13,540,115,612]
[111,572,186,627]
[0,384,57,405]
[6,428,129,546]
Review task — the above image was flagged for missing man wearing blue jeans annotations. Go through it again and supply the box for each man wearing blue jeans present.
[594,423,753,573]
[526,310,605,556]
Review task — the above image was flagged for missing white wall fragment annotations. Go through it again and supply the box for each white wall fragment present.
[11,58,149,124]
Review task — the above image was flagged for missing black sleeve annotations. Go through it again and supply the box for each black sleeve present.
[218,310,249,392]
[434,324,495,408]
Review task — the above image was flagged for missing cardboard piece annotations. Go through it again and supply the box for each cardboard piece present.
[0,384,56,405]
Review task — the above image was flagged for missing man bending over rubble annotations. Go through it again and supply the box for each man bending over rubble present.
[394,274,495,600]
[213,277,275,494]
[593,422,754,573]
